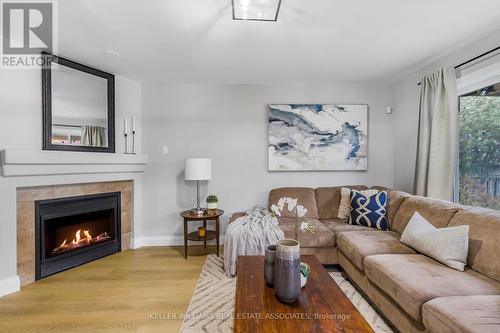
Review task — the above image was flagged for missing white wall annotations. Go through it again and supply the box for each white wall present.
[0,68,143,282]
[390,27,500,193]
[141,83,393,241]
[0,69,142,153]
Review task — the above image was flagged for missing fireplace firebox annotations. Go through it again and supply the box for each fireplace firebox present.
[35,192,121,280]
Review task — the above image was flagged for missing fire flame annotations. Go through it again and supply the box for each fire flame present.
[71,229,82,245]
[52,229,111,255]
[69,229,92,245]
[83,230,92,243]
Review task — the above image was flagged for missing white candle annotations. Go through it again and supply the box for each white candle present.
[132,116,136,132]
[124,118,128,135]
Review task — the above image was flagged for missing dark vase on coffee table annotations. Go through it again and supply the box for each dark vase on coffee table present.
[264,245,276,287]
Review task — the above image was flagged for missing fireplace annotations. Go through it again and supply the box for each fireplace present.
[35,192,121,280]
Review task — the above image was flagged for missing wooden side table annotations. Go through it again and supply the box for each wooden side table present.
[180,209,224,259]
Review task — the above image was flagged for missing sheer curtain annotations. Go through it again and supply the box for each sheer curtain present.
[414,67,457,200]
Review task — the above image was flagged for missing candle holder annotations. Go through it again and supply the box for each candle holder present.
[124,117,129,154]
[132,130,136,154]
[124,133,128,154]
[198,226,206,238]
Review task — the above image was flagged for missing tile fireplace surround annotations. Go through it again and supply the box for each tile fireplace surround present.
[17,181,132,285]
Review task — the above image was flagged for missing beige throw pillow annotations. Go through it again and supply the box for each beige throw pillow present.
[337,187,378,220]
[400,212,469,271]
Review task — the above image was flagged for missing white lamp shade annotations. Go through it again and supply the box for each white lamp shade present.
[185,158,212,180]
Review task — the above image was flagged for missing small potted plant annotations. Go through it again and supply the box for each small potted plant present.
[206,195,218,214]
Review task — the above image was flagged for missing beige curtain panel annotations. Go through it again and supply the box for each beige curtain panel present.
[81,125,106,147]
[414,67,457,201]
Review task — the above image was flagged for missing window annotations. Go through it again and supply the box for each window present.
[458,83,500,210]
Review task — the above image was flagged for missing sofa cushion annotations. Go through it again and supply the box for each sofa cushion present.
[401,212,469,271]
[269,187,319,219]
[391,196,460,234]
[277,218,337,248]
[277,217,297,239]
[371,185,391,191]
[337,231,416,271]
[386,190,412,228]
[296,218,335,248]
[349,191,388,230]
[322,218,380,234]
[423,295,500,333]
[364,254,500,323]
[448,207,500,282]
[314,185,368,220]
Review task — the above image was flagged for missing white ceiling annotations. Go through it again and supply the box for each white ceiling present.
[57,0,500,84]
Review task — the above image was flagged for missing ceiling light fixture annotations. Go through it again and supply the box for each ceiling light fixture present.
[232,0,282,22]
[104,50,121,57]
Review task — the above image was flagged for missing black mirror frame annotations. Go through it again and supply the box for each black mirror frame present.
[42,52,115,153]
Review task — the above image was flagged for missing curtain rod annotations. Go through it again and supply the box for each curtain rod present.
[454,46,500,69]
[53,123,82,128]
[417,46,500,86]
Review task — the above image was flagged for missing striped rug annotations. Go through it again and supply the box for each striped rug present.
[180,254,393,333]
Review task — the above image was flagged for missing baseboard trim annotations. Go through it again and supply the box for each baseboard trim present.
[133,236,225,249]
[133,236,183,248]
[0,275,20,297]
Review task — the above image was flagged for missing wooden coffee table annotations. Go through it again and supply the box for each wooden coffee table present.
[234,255,374,333]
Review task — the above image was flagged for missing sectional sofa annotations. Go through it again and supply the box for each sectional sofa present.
[230,186,500,333]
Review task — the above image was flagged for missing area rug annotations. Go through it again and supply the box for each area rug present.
[180,254,393,333]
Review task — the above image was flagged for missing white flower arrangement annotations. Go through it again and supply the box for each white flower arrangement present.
[300,221,316,233]
[270,204,281,216]
[270,197,315,233]
[271,197,306,218]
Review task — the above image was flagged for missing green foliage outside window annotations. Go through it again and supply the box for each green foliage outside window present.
[458,96,500,210]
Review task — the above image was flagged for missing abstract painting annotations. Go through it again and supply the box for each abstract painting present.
[268,104,368,171]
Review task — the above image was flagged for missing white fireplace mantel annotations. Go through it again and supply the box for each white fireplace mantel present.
[1,149,148,177]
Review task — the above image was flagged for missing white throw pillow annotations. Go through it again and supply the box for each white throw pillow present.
[400,212,469,271]
[337,187,378,220]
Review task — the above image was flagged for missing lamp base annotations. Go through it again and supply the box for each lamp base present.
[191,208,206,216]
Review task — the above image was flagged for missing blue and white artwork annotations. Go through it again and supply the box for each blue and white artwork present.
[268,104,368,171]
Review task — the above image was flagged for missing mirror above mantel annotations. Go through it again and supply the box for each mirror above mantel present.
[42,52,115,153]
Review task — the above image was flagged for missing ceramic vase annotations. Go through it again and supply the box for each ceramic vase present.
[274,239,301,302]
[264,245,276,287]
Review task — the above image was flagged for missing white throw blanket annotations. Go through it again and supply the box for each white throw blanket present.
[224,207,285,277]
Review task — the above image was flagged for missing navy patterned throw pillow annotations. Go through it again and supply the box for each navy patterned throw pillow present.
[348,190,388,230]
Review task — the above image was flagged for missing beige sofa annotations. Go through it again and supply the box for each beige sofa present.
[230,186,500,333]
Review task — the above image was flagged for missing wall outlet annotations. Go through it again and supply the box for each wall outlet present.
[162,146,168,154]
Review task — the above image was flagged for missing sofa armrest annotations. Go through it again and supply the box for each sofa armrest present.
[229,212,247,223]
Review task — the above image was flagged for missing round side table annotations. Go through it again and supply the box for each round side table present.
[180,209,224,259]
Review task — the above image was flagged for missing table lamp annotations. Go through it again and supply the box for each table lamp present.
[185,158,212,215]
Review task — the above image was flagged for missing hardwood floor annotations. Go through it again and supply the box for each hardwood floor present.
[0,246,217,333]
